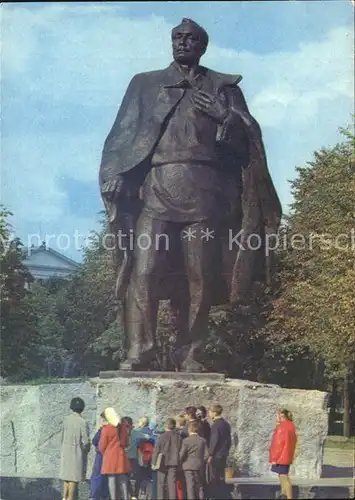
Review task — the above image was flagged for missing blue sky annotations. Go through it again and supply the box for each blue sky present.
[1,1,354,261]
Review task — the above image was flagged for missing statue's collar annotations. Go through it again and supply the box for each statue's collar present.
[171,61,204,78]
[163,62,204,88]
[166,62,242,89]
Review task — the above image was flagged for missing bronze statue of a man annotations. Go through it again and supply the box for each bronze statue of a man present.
[99,18,281,372]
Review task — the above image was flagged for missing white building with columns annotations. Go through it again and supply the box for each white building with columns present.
[22,242,80,281]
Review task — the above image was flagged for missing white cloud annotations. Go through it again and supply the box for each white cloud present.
[1,4,353,253]
[2,5,174,106]
[2,132,102,223]
[205,26,353,129]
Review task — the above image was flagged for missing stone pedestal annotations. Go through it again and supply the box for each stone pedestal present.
[99,370,225,382]
[0,374,329,490]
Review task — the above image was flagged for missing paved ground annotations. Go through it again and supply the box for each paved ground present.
[322,447,354,477]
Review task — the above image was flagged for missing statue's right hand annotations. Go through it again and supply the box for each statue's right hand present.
[102,176,127,203]
[101,179,121,223]
[112,177,125,203]
[101,179,119,201]
[101,175,136,223]
[112,176,137,204]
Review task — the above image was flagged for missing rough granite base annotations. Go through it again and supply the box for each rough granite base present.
[94,375,329,479]
[1,375,328,485]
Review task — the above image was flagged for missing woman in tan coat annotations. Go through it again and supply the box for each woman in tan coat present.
[59,397,90,500]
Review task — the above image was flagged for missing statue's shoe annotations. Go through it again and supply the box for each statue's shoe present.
[180,357,207,373]
[120,347,157,371]
[170,345,187,371]
[171,342,205,372]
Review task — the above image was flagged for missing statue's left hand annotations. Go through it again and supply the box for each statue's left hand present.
[191,90,228,124]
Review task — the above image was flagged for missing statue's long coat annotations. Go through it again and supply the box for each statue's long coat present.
[99,64,282,304]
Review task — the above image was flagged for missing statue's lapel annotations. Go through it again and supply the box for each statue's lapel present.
[154,84,186,123]
[153,64,188,123]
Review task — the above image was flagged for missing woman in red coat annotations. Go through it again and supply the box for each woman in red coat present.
[269,408,297,500]
[99,407,131,500]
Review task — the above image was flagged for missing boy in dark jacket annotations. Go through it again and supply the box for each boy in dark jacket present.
[196,405,211,445]
[176,414,188,500]
[180,421,209,500]
[152,418,182,500]
[207,404,232,499]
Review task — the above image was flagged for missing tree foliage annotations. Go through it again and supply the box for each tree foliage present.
[0,206,35,377]
[26,215,126,376]
[1,210,125,379]
[264,124,355,381]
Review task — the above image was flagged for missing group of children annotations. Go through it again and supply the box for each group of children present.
[90,404,231,500]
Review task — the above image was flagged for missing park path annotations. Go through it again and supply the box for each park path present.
[322,447,354,478]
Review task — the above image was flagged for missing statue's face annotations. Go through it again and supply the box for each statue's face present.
[172,24,206,65]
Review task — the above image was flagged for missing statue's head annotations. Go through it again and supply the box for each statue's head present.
[171,18,209,66]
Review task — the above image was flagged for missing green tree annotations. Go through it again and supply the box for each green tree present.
[0,206,35,377]
[265,124,355,435]
[58,215,125,373]
[21,279,69,378]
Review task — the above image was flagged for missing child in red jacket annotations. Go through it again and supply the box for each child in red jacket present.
[269,409,297,500]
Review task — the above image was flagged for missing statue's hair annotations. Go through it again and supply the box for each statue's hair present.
[172,18,209,47]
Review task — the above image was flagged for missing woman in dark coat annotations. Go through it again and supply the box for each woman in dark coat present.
[90,412,109,500]
[196,406,211,499]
